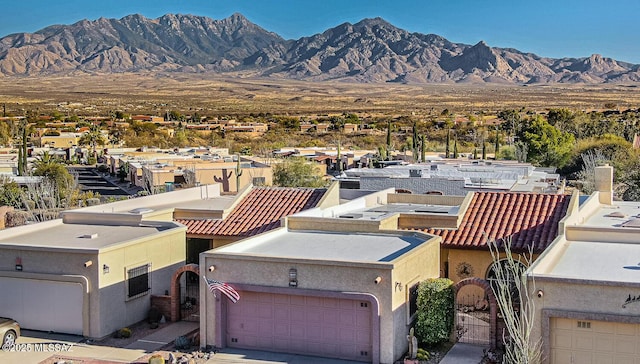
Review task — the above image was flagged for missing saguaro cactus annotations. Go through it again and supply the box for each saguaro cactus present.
[407,327,418,359]
[235,155,243,192]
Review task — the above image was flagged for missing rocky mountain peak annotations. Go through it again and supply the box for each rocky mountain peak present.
[0,13,636,84]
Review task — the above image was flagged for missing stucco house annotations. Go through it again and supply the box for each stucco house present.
[176,184,338,251]
[199,212,441,364]
[421,191,573,285]
[528,165,640,364]
[0,212,186,338]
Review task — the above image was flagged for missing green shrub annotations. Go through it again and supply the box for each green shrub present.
[416,348,430,360]
[174,335,190,350]
[415,278,454,346]
[119,327,132,338]
[148,306,162,324]
[148,354,165,364]
[97,164,109,173]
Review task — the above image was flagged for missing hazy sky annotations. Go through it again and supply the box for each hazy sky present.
[3,0,639,63]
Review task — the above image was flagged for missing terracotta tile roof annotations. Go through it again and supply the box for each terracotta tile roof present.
[422,192,571,253]
[177,187,327,237]
[177,219,222,236]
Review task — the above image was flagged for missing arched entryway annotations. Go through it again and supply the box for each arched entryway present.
[170,264,200,322]
[453,277,498,350]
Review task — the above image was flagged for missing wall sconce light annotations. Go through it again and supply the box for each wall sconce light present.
[395,282,403,291]
[103,264,110,274]
[84,260,93,268]
[289,268,298,287]
[374,276,382,284]
[208,265,216,272]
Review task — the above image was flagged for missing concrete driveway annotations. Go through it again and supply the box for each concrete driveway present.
[0,324,362,364]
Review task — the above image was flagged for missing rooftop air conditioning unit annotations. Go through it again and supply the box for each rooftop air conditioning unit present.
[409,169,423,177]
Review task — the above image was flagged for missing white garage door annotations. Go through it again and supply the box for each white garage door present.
[226,291,372,362]
[551,317,640,364]
[0,277,84,335]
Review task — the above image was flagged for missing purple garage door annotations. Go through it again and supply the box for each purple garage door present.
[226,291,372,362]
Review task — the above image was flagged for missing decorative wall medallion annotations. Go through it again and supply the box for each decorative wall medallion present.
[456,262,474,278]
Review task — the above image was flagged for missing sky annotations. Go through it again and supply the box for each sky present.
[3,0,640,64]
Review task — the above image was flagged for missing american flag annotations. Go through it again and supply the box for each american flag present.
[202,276,240,303]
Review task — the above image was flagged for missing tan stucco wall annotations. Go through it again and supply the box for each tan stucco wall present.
[389,235,441,357]
[194,166,273,192]
[0,248,98,337]
[0,224,186,339]
[41,135,80,147]
[529,279,640,364]
[443,248,538,298]
[97,227,186,337]
[287,215,399,233]
[200,233,440,364]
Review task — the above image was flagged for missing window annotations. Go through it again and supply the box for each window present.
[486,259,527,304]
[252,177,266,186]
[127,263,151,299]
[577,321,591,329]
[408,282,420,321]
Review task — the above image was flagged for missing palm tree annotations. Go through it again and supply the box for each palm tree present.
[32,151,59,171]
[79,125,106,161]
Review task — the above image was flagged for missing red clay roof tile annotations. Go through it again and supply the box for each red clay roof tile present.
[422,192,571,253]
[177,187,326,237]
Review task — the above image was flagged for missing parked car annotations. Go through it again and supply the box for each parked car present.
[0,317,20,349]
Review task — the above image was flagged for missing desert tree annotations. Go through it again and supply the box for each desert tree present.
[273,157,327,188]
[518,115,574,168]
[386,120,392,150]
[445,129,451,158]
[182,164,198,188]
[487,237,542,364]
[575,150,608,195]
[514,141,529,163]
[79,124,107,161]
[453,136,458,159]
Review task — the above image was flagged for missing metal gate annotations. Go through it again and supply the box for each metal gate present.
[180,271,199,321]
[455,291,490,345]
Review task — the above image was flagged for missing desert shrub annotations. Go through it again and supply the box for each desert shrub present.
[415,278,454,346]
[148,307,161,324]
[416,348,431,361]
[148,354,165,364]
[97,164,109,173]
[118,327,132,338]
[174,335,190,350]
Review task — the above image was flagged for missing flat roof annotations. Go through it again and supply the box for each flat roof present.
[580,201,640,229]
[534,240,640,284]
[531,199,640,283]
[214,229,430,263]
[67,185,234,214]
[0,220,183,252]
[330,203,459,222]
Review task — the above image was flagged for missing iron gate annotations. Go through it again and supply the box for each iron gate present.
[455,291,490,345]
[180,271,200,321]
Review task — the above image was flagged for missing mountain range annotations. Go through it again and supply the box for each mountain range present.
[0,13,638,84]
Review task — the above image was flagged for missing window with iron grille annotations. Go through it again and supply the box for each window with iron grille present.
[127,263,151,299]
[408,282,420,321]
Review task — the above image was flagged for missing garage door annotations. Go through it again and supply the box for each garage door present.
[550,317,640,364]
[226,291,372,362]
[0,277,84,335]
